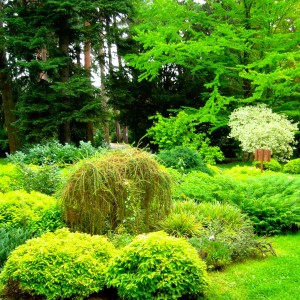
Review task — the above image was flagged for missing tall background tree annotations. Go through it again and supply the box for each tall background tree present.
[1,0,299,158]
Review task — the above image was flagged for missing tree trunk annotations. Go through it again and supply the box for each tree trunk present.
[0,4,20,153]
[84,21,94,144]
[99,17,110,145]
[58,17,71,144]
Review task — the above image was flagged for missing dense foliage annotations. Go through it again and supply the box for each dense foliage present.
[7,141,103,165]
[61,148,172,234]
[171,170,300,235]
[0,190,63,233]
[0,225,36,269]
[156,146,214,174]
[160,200,264,269]
[147,112,224,164]
[106,231,210,300]
[228,105,298,161]
[0,228,117,300]
[252,159,282,172]
[283,158,300,174]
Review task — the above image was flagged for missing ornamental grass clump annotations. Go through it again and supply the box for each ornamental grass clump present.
[0,228,117,300]
[106,231,209,300]
[61,147,172,235]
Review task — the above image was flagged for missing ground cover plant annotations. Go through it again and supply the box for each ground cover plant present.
[170,169,300,235]
[61,147,172,235]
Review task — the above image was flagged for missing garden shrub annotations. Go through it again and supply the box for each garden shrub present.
[0,190,63,233]
[0,228,117,300]
[61,147,172,235]
[236,194,300,235]
[233,175,300,235]
[170,200,261,269]
[283,158,300,174]
[16,164,61,195]
[157,146,214,175]
[252,159,282,172]
[7,140,104,165]
[222,165,263,178]
[0,225,36,269]
[189,237,232,270]
[159,210,202,238]
[0,164,20,193]
[172,171,242,204]
[146,111,224,164]
[106,231,209,300]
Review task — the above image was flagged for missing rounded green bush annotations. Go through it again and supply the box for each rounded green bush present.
[0,190,63,233]
[157,146,213,175]
[61,148,172,235]
[283,158,300,174]
[253,159,282,172]
[106,231,209,300]
[0,228,117,300]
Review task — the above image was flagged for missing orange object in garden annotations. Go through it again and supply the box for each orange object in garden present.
[255,149,271,172]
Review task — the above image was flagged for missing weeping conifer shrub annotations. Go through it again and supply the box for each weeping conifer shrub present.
[61,147,172,235]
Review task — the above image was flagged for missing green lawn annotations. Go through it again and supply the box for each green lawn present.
[206,233,300,300]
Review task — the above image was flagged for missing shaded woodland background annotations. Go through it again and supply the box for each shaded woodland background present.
[0,0,299,158]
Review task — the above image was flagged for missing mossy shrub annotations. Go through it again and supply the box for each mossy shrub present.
[106,231,209,300]
[0,190,63,233]
[61,148,172,235]
[283,158,300,174]
[0,228,117,300]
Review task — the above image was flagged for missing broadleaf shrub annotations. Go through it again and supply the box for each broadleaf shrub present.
[0,190,63,233]
[157,146,214,175]
[146,111,224,164]
[16,164,61,195]
[0,164,20,193]
[106,231,209,300]
[252,159,282,172]
[283,158,300,174]
[7,140,104,165]
[228,105,298,161]
[0,228,117,300]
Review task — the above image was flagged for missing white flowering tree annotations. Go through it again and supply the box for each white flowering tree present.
[228,105,298,161]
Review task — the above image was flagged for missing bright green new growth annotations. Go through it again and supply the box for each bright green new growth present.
[61,148,172,235]
[283,158,300,174]
[0,228,117,300]
[0,190,63,233]
[106,231,210,300]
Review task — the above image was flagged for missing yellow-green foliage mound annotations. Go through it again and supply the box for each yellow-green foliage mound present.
[61,148,172,234]
[106,231,210,300]
[0,228,117,300]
